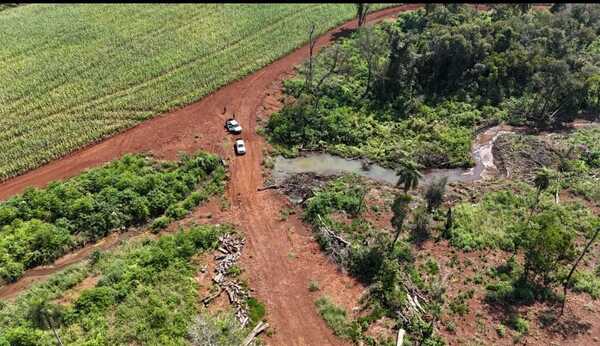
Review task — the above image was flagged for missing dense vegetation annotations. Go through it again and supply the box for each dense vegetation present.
[0,151,225,283]
[267,4,600,169]
[0,3,395,180]
[0,225,248,345]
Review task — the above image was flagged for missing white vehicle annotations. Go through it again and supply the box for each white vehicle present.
[225,118,242,134]
[234,138,246,155]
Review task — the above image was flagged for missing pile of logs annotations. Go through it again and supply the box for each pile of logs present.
[203,234,250,327]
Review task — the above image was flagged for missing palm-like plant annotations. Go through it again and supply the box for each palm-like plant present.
[396,159,423,193]
[28,298,64,346]
[533,167,553,207]
[390,193,412,251]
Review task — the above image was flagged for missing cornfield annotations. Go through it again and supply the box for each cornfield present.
[0,4,393,180]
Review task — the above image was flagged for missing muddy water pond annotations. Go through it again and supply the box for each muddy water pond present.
[272,125,516,187]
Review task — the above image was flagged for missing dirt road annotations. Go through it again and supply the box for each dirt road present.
[0,5,420,345]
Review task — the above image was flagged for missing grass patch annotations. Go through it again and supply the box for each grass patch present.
[571,270,600,299]
[315,296,359,341]
[247,297,266,327]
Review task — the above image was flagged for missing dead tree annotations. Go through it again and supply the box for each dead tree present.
[304,24,317,94]
[561,227,600,316]
[312,44,345,105]
[359,28,375,99]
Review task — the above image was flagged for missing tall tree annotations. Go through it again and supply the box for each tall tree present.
[304,24,317,94]
[396,159,422,193]
[390,193,412,251]
[356,3,370,27]
[424,177,448,213]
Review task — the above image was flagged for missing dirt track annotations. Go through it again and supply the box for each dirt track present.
[0,5,425,345]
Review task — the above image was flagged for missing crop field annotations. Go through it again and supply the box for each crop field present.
[0,4,390,180]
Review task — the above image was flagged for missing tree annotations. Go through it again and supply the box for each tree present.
[390,193,412,251]
[27,298,64,346]
[521,211,575,288]
[425,4,437,15]
[395,159,422,193]
[517,3,532,14]
[550,3,566,13]
[304,24,317,94]
[532,167,552,210]
[424,177,448,213]
[357,27,376,98]
[561,227,600,315]
[356,3,370,27]
[443,207,453,239]
[412,205,431,242]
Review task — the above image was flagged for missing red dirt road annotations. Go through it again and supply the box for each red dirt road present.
[0,5,421,345]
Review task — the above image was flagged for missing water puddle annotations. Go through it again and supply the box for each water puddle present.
[272,125,515,186]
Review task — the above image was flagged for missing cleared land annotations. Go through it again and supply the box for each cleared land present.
[0,4,390,180]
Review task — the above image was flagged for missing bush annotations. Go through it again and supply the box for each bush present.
[315,296,360,341]
[247,297,266,326]
[309,280,320,292]
[74,287,116,314]
[187,313,244,346]
[508,315,529,334]
[571,270,600,299]
[496,323,506,337]
[2,326,52,346]
[150,216,173,233]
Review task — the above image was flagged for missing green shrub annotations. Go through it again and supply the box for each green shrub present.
[448,289,474,316]
[309,280,320,292]
[315,296,360,341]
[571,270,600,299]
[496,323,506,337]
[508,315,529,334]
[2,326,52,346]
[165,204,188,219]
[74,287,116,314]
[150,216,173,233]
[247,297,266,326]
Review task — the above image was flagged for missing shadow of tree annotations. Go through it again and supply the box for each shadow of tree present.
[538,308,592,338]
[331,27,358,41]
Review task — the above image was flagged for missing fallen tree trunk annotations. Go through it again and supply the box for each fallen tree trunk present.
[257,185,281,191]
[201,286,223,305]
[242,321,269,346]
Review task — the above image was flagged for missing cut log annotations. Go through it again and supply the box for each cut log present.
[202,287,223,305]
[242,321,270,346]
[257,185,281,191]
[396,328,405,346]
